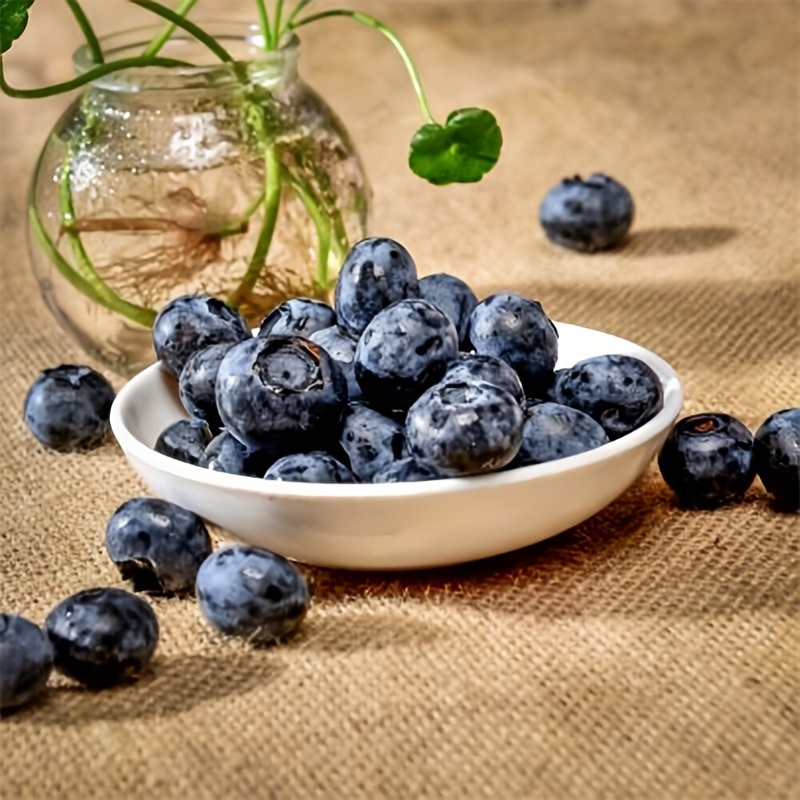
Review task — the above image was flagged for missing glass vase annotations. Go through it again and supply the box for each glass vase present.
[28,24,370,376]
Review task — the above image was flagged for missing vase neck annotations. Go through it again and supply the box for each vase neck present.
[73,23,300,93]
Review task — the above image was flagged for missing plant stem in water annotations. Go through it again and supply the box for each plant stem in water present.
[227,144,283,308]
[54,153,158,326]
[282,168,332,288]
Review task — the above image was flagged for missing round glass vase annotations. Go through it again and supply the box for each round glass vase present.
[28,25,370,376]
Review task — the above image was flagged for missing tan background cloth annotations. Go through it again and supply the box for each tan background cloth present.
[1,1,798,797]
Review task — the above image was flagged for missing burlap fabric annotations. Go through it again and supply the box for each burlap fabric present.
[1,1,798,797]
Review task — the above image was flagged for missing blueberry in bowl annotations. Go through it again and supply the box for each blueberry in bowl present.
[215,336,347,451]
[112,265,682,569]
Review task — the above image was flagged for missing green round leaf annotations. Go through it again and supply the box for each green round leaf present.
[1,0,35,54]
[409,107,502,186]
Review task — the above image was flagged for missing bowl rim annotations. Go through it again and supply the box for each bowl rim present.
[110,321,683,500]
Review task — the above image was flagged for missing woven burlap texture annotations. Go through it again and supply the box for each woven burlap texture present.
[1,1,798,798]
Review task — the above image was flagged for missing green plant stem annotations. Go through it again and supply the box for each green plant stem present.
[58,153,95,282]
[129,0,233,62]
[286,0,314,30]
[213,189,267,237]
[141,0,199,58]
[65,0,104,64]
[227,144,283,307]
[282,168,331,288]
[255,0,273,50]
[55,153,158,326]
[0,55,192,98]
[291,9,435,124]
[273,0,286,47]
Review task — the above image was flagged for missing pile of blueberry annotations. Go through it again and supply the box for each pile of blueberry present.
[1,497,311,713]
[149,236,667,483]
[9,186,798,714]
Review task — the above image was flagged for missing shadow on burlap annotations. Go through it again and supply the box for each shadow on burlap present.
[0,1,798,798]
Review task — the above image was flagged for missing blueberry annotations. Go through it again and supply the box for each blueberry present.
[257,298,336,340]
[466,292,559,394]
[0,614,54,711]
[512,402,609,467]
[199,431,285,477]
[418,273,478,347]
[23,365,115,452]
[264,451,356,483]
[196,546,310,644]
[555,354,664,439]
[215,337,347,451]
[443,353,525,405]
[355,299,459,410]
[658,413,756,509]
[105,498,212,594]
[339,402,407,482]
[334,237,420,337]
[372,457,441,484]
[406,380,523,477]
[152,295,251,379]
[754,408,800,511]
[178,343,236,432]
[521,368,562,405]
[154,418,213,465]
[309,325,361,401]
[539,173,634,253]
[45,588,159,687]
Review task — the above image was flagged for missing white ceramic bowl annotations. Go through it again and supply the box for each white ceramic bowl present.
[110,322,682,570]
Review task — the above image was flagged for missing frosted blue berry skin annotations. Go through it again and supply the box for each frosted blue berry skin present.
[199,431,284,477]
[0,614,54,711]
[45,588,159,687]
[466,292,558,395]
[178,343,236,432]
[264,452,356,484]
[104,498,212,594]
[196,546,310,644]
[554,354,663,440]
[152,294,251,379]
[539,173,634,253]
[309,326,362,401]
[257,298,336,340]
[418,273,478,347]
[658,413,756,509]
[154,418,213,465]
[23,365,115,452]
[406,380,523,477]
[372,457,441,484]
[512,402,609,467]
[339,403,407,482]
[334,237,420,337]
[443,353,525,405]
[354,299,459,411]
[754,409,800,511]
[215,336,347,451]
